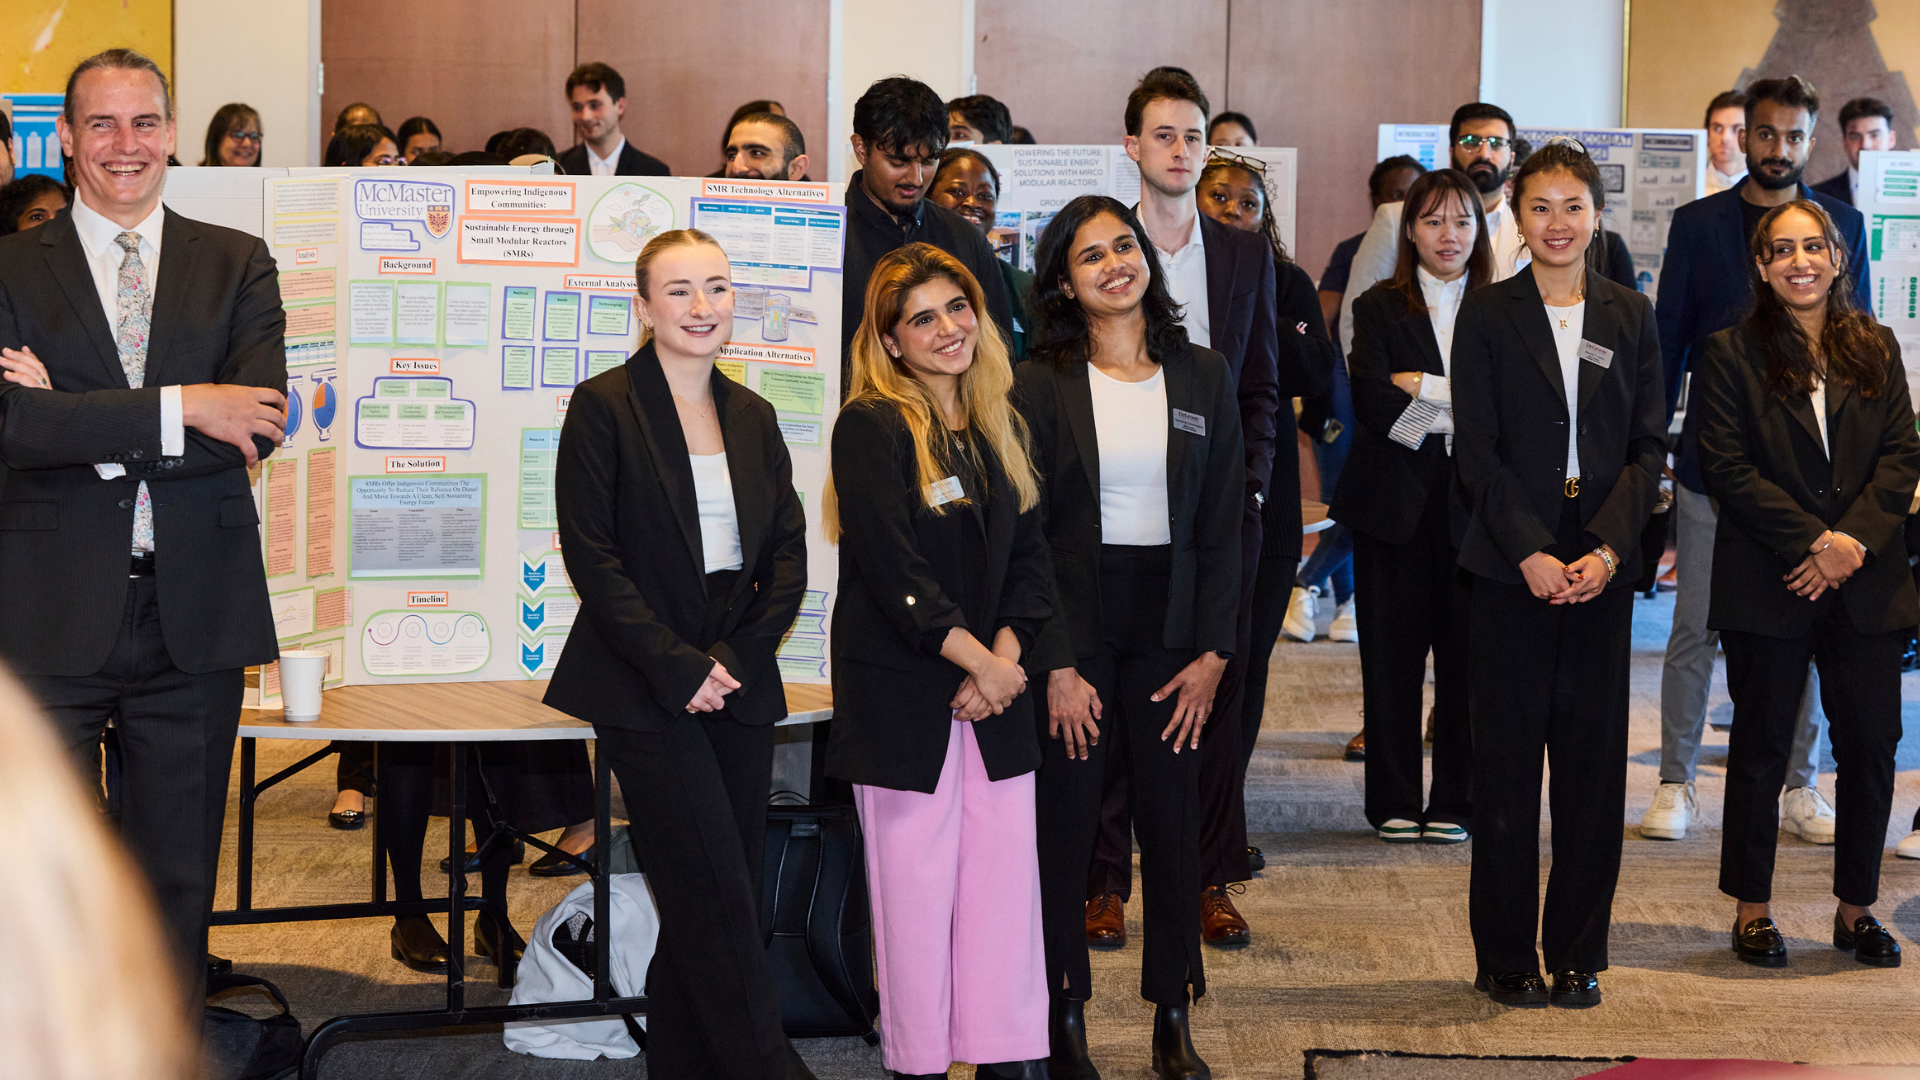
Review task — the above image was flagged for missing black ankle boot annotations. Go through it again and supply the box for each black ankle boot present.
[1047,996,1099,1080]
[473,912,525,988]
[976,1061,1050,1078]
[1150,1001,1209,1080]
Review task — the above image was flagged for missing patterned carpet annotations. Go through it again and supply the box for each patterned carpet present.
[206,591,1920,1079]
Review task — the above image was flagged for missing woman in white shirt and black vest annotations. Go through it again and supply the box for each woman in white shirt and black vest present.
[1450,139,1666,1009]
[1330,167,1493,849]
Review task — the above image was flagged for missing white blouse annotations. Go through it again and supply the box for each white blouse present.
[1088,364,1173,546]
[1548,301,1588,480]
[688,452,744,572]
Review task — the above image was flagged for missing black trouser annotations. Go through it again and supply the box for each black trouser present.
[1240,554,1297,781]
[1038,544,1204,1006]
[337,743,375,795]
[376,742,519,913]
[1354,481,1473,831]
[597,712,784,1080]
[1720,607,1905,906]
[1468,500,1631,977]
[25,576,242,1004]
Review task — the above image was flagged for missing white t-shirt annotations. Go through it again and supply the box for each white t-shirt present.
[1548,301,1588,480]
[689,452,744,572]
[1810,377,1830,457]
[1088,364,1172,546]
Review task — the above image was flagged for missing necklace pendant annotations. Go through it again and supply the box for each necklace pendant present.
[1558,317,1568,329]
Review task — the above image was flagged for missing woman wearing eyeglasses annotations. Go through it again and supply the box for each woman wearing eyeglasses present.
[199,103,262,167]
[1451,139,1665,1009]
[324,123,403,168]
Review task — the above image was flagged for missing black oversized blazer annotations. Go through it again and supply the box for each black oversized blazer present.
[545,344,808,732]
[1696,324,1920,638]
[1330,281,1466,546]
[1014,343,1245,672]
[1451,266,1666,586]
[825,399,1053,793]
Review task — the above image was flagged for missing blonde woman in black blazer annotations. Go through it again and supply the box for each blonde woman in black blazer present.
[1016,195,1243,1080]
[547,230,812,1080]
[1451,141,1664,1009]
[1697,199,1920,970]
[1330,167,1491,848]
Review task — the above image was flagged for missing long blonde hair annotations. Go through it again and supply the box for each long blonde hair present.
[824,243,1038,542]
[0,666,192,1079]
[634,228,727,349]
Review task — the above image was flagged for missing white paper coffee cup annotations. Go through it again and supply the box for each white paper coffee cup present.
[278,650,329,721]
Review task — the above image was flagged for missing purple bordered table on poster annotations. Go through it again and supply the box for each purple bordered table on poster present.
[215,680,833,1078]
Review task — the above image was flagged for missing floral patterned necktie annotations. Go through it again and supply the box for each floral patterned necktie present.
[115,231,155,552]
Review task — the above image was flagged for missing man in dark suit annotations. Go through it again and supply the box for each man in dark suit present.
[1647,75,1867,845]
[0,49,287,1003]
[555,62,671,177]
[1812,96,1898,208]
[1084,67,1312,947]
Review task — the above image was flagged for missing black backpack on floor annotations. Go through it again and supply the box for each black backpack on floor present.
[762,795,878,1043]
[205,973,303,1080]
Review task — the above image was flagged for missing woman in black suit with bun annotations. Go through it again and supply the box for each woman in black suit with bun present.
[1330,167,1492,847]
[1451,139,1665,1009]
[1016,195,1244,1080]
[546,229,813,1080]
[1699,199,1920,970]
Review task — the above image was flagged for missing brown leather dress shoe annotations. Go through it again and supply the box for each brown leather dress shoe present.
[1085,892,1125,947]
[1200,885,1249,947]
[1344,732,1365,761]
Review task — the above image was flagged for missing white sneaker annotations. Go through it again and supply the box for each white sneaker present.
[1896,831,1920,859]
[1378,818,1421,843]
[1282,586,1319,643]
[1640,781,1696,840]
[1328,598,1358,642]
[1780,785,1837,845]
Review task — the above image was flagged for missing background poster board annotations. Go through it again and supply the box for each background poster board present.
[165,167,844,695]
[1856,149,1920,403]
[1376,124,1705,297]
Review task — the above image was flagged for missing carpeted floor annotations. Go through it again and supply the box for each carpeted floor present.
[208,591,1920,1078]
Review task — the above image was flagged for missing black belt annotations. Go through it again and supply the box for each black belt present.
[129,552,155,577]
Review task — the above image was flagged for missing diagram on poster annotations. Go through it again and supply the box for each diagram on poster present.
[1859,151,1920,400]
[355,377,477,449]
[362,610,491,676]
[587,184,675,261]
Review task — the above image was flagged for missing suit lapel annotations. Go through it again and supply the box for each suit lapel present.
[1162,349,1192,493]
[144,209,199,386]
[1823,375,1854,480]
[623,346,705,590]
[1059,364,1102,508]
[715,371,765,590]
[1408,303,1446,376]
[38,212,126,388]
[1200,214,1230,354]
[1505,267,1565,403]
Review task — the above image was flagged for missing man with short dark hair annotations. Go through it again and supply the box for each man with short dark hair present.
[0,110,14,187]
[840,76,1011,388]
[947,94,1013,145]
[1813,96,1897,206]
[1705,90,1750,194]
[1644,74,1866,845]
[556,62,670,177]
[724,111,809,181]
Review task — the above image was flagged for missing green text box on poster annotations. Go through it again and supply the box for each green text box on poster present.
[758,369,825,415]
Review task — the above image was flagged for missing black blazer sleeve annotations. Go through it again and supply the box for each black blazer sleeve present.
[1193,350,1246,653]
[1237,245,1282,497]
[1583,295,1668,559]
[1346,286,1421,436]
[707,406,809,699]
[1013,364,1078,673]
[1274,260,1333,399]
[1451,294,1560,566]
[555,385,720,715]
[995,472,1054,656]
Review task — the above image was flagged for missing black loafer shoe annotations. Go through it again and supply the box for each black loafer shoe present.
[390,915,449,973]
[439,838,526,874]
[1473,970,1548,1007]
[1150,1001,1210,1079]
[1732,917,1788,967]
[1835,913,1902,967]
[1549,970,1601,1008]
[328,808,366,830]
[1246,846,1265,873]
[528,844,594,877]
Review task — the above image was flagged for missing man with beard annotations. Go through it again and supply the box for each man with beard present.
[723,111,810,181]
[1337,103,1527,355]
[1641,75,1868,844]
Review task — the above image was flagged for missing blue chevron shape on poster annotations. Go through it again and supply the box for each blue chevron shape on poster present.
[522,553,546,593]
[519,640,545,676]
[521,599,546,633]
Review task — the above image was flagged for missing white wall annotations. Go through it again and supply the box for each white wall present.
[1479,0,1625,129]
[826,0,974,182]
[174,0,322,168]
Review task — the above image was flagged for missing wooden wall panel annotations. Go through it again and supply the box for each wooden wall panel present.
[574,0,831,178]
[974,0,1231,147]
[320,0,575,157]
[1225,0,1482,277]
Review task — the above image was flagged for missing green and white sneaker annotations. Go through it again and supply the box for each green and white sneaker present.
[1378,818,1421,843]
[1422,822,1469,844]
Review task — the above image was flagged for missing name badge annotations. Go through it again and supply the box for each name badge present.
[1578,339,1614,368]
[1171,408,1207,436]
[928,475,964,507]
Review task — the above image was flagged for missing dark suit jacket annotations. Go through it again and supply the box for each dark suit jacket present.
[1259,256,1336,558]
[1452,266,1667,586]
[825,399,1052,792]
[1657,179,1869,490]
[1014,344,1245,671]
[1330,282,1462,546]
[555,139,671,177]
[1811,170,1853,206]
[1696,324,1920,638]
[545,344,808,731]
[0,207,285,676]
[1196,213,1287,512]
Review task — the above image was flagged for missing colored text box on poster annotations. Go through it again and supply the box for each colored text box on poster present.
[348,476,486,579]
[354,377,476,450]
[459,216,581,267]
[379,257,436,275]
[502,285,538,339]
[281,268,337,302]
[466,179,576,213]
[758,369,825,414]
[502,346,535,389]
[587,294,631,336]
[361,611,491,676]
[719,341,815,367]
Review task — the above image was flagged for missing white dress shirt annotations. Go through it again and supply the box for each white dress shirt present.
[70,193,185,552]
[1810,378,1830,457]
[1088,364,1173,546]
[1549,300,1587,480]
[1143,208,1212,349]
[586,135,627,176]
[1705,163,1747,196]
[1338,194,1526,355]
[1412,265,1468,438]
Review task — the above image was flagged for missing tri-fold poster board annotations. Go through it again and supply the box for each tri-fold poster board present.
[161,167,845,703]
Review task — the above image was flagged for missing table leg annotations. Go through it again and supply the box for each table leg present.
[448,740,467,1012]
[595,742,611,1004]
[370,741,386,905]
[238,738,256,912]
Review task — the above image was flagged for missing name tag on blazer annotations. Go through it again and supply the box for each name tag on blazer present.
[1578,340,1614,368]
[1171,408,1207,436]
[928,475,965,507]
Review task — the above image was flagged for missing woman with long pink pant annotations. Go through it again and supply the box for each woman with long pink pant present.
[825,244,1052,1079]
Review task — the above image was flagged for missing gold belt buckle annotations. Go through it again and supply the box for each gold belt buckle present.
[1565,476,1580,498]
